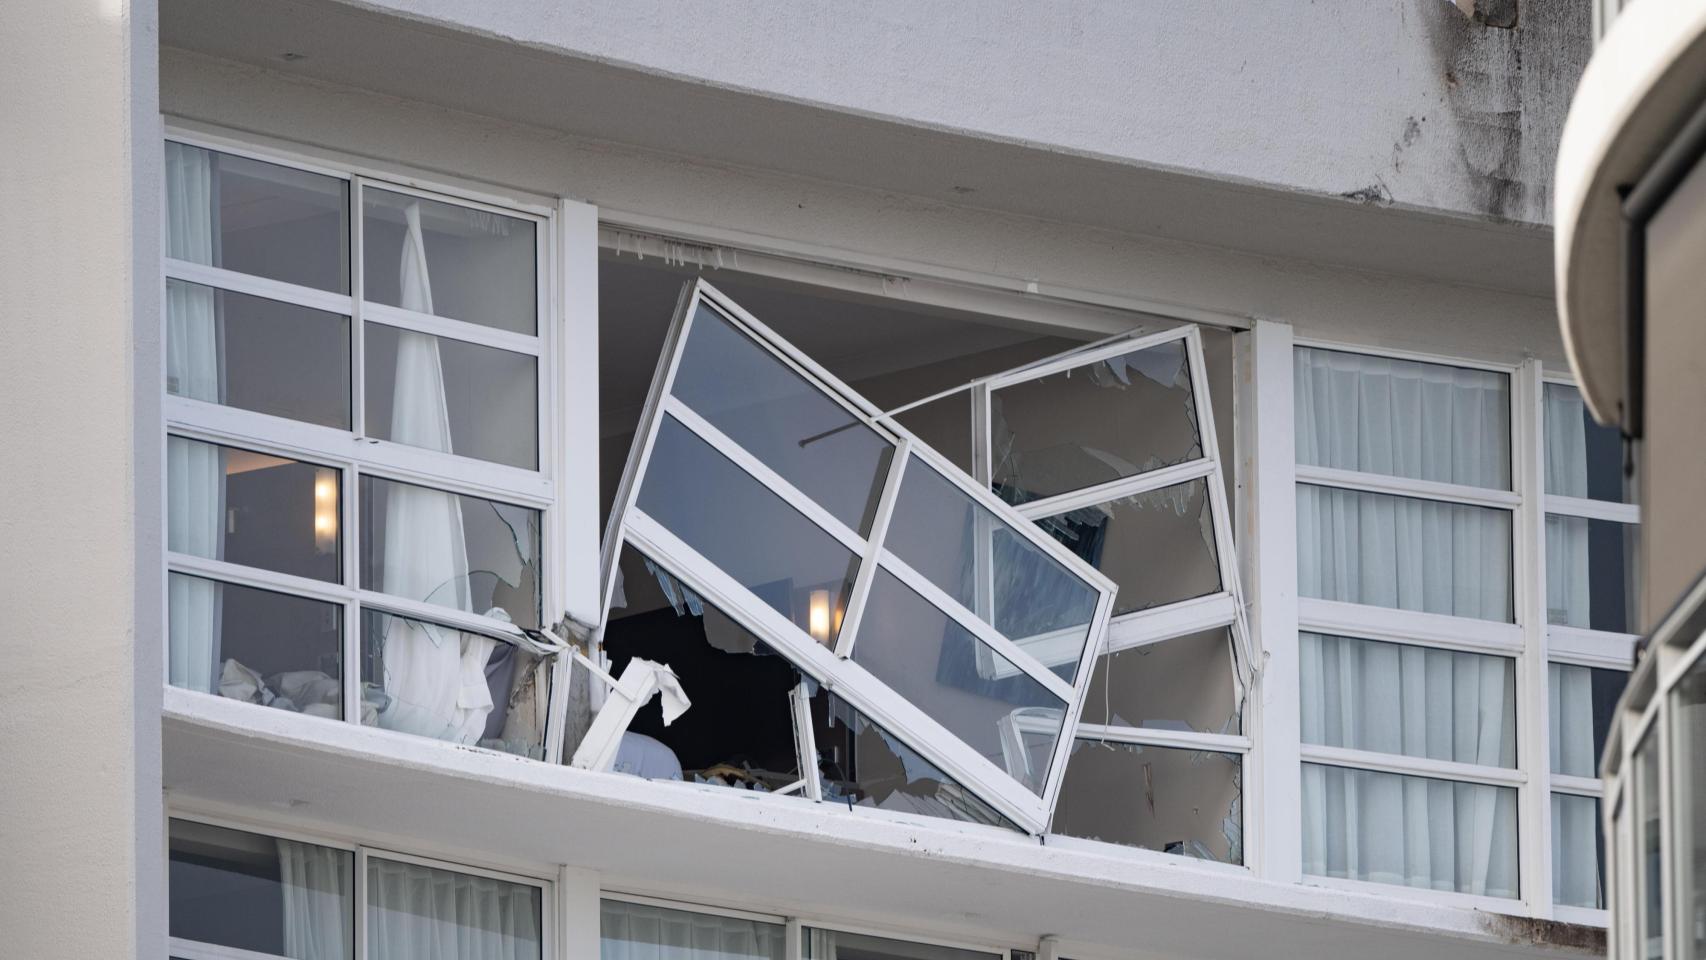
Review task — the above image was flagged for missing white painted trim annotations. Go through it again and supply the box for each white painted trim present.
[1291,336,1520,376]
[1544,494,1640,524]
[1102,592,1238,652]
[598,213,1254,334]
[1552,774,1605,798]
[167,398,554,504]
[1072,725,1250,754]
[1295,463,1519,510]
[557,198,601,628]
[1299,744,1524,788]
[1011,457,1217,522]
[362,301,544,357]
[875,549,1076,703]
[1514,357,1550,916]
[1548,626,1639,669]
[1298,874,1523,913]
[1296,597,1524,655]
[169,938,295,960]
[983,324,1197,389]
[1245,319,1301,884]
[834,441,912,658]
[163,258,352,316]
[660,396,869,556]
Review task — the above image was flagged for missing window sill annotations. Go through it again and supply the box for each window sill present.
[163,687,1587,960]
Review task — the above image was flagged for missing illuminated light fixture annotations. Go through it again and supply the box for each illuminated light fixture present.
[313,468,338,553]
[808,589,831,644]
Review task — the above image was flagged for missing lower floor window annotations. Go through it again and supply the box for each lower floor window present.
[168,817,546,960]
[1301,763,1519,898]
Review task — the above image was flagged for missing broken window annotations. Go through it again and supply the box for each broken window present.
[966,328,1250,857]
[576,281,1117,833]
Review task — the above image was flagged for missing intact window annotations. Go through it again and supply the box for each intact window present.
[162,138,571,760]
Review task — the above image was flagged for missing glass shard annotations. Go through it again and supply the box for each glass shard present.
[637,415,860,645]
[851,568,1066,795]
[991,338,1201,503]
[359,475,542,630]
[1035,478,1221,617]
[359,610,550,758]
[600,545,806,790]
[885,456,1100,680]
[1079,627,1239,736]
[1052,739,1242,863]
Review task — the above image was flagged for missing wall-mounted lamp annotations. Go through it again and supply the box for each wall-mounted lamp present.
[808,588,831,645]
[313,468,338,553]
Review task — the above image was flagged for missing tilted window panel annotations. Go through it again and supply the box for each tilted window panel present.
[586,279,1117,833]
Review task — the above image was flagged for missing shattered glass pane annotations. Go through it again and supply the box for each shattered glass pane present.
[360,610,551,759]
[851,568,1067,795]
[884,456,1100,681]
[638,415,861,645]
[671,304,894,535]
[1035,478,1221,617]
[991,339,1202,504]
[812,688,1020,830]
[600,545,805,790]
[1079,628,1240,736]
[359,475,542,630]
[1051,739,1242,863]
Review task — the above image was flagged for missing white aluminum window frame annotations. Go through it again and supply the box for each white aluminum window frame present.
[1538,372,1641,924]
[1290,339,1540,913]
[589,278,1118,834]
[159,126,589,763]
[166,808,557,960]
[598,891,1026,960]
[967,325,1254,852]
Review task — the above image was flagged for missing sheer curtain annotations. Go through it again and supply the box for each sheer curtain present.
[165,141,225,692]
[1551,662,1603,905]
[600,900,784,960]
[1544,386,1592,626]
[367,858,540,960]
[1294,348,1517,897]
[373,201,498,743]
[278,839,352,960]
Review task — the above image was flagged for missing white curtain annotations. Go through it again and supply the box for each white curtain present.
[1544,386,1593,626]
[278,839,352,960]
[374,201,498,743]
[1300,633,1516,895]
[165,141,225,692]
[1294,349,1517,897]
[1550,661,1603,906]
[599,900,784,960]
[367,858,540,960]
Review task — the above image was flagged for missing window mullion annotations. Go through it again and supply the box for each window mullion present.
[351,177,366,442]
[1516,358,1554,916]
[832,438,911,658]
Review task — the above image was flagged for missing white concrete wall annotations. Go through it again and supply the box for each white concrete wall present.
[161,49,1568,368]
[0,2,162,958]
[336,0,1588,226]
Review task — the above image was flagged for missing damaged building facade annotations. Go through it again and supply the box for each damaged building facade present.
[0,2,1625,960]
